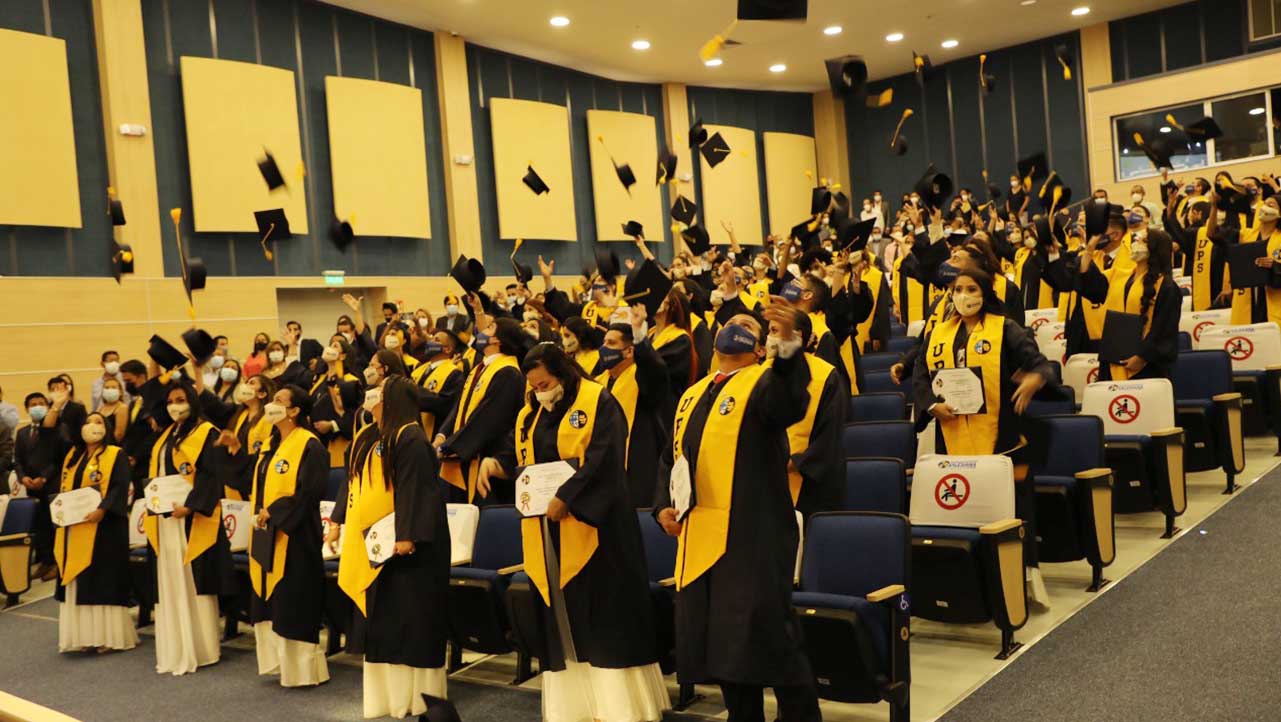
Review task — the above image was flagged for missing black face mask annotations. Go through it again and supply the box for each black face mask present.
[254,341,267,352]
[125,381,139,394]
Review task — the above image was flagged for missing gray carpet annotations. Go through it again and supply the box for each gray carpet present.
[941,468,1281,722]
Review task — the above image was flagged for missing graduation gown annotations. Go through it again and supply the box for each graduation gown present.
[438,354,526,503]
[148,422,233,595]
[655,352,814,686]
[785,356,847,520]
[309,369,360,467]
[495,379,659,671]
[53,445,132,606]
[1080,265,1183,381]
[248,434,328,643]
[651,325,695,407]
[1171,220,1226,311]
[1045,246,1135,360]
[596,339,671,507]
[411,359,465,440]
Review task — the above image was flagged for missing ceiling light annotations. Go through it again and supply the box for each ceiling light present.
[823,25,842,36]
[1250,107,1266,115]
[941,39,959,49]
[1159,126,1172,133]
[1021,0,1037,5]
[549,15,569,27]
[885,32,904,42]
[705,58,723,67]
[1071,6,1091,16]
[1122,148,1129,154]
[769,63,787,73]
[631,39,651,50]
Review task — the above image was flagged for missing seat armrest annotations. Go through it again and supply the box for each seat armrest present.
[450,558,472,567]
[866,583,905,603]
[496,564,524,575]
[658,577,676,588]
[1212,392,1243,403]
[0,533,31,546]
[1150,427,1183,438]
[979,519,1021,535]
[1074,467,1111,480]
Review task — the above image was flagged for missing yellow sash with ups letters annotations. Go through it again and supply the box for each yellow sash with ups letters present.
[54,445,122,585]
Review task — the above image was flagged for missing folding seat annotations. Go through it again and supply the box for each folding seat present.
[0,498,36,606]
[906,320,926,338]
[221,498,254,638]
[1080,379,1186,538]
[1024,308,1058,332]
[317,499,348,654]
[862,370,900,394]
[908,454,1027,659]
[1062,353,1101,407]
[1029,415,1116,591]
[889,319,907,337]
[1197,322,1281,446]
[633,510,701,709]
[1179,308,1232,347]
[324,467,346,502]
[843,458,906,514]
[1172,350,1245,491]
[1025,397,1075,417]
[861,351,899,373]
[848,392,907,423]
[792,512,910,721]
[1177,332,1192,352]
[842,421,918,473]
[449,505,526,680]
[886,336,917,354]
[1034,321,1067,367]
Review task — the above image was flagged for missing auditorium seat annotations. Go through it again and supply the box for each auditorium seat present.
[792,512,910,721]
[849,392,907,423]
[324,467,346,502]
[1024,397,1075,418]
[842,458,906,515]
[1173,350,1245,492]
[843,421,918,473]
[1029,415,1116,591]
[449,506,526,680]
[635,510,698,709]
[889,319,907,337]
[0,498,36,606]
[1177,331,1192,352]
[862,370,900,394]
[887,336,917,355]
[861,352,899,373]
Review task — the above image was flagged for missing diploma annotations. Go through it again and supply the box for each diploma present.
[670,456,692,522]
[514,461,576,518]
[144,474,190,515]
[319,500,343,560]
[50,487,102,527]
[364,512,396,567]
[930,367,986,415]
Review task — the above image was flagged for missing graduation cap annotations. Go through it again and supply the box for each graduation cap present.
[1038,173,1071,214]
[623,259,674,318]
[299,339,324,368]
[253,208,292,261]
[656,148,678,185]
[1132,132,1175,171]
[698,18,741,63]
[622,220,645,238]
[912,51,934,86]
[167,207,204,314]
[836,217,878,253]
[1053,43,1073,81]
[737,0,806,21]
[1017,152,1049,192]
[330,217,355,251]
[418,695,462,722]
[810,187,833,216]
[107,187,126,226]
[671,195,698,226]
[147,335,187,371]
[866,88,893,109]
[450,255,486,294]
[110,242,134,284]
[831,191,851,220]
[681,224,711,255]
[181,328,216,367]
[594,247,621,285]
[258,149,286,191]
[790,219,820,250]
[699,132,732,168]
[890,108,913,156]
[824,55,868,98]
[1033,214,1054,246]
[914,165,954,210]
[595,135,636,194]
[1084,200,1113,236]
[1171,115,1224,142]
[979,54,996,95]
[689,119,709,148]
[522,165,550,195]
[1216,181,1253,216]
[509,237,534,284]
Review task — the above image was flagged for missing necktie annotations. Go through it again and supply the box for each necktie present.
[712,372,728,385]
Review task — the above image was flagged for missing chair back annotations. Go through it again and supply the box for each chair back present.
[1173,350,1235,401]
[128,499,147,548]
[219,499,251,552]
[1081,378,1176,435]
[843,458,906,514]
[861,352,899,373]
[862,370,899,394]
[447,504,481,566]
[909,454,1015,528]
[471,505,522,570]
[1179,308,1232,345]
[800,512,909,597]
[1063,353,1100,403]
[1031,415,1105,478]
[887,336,917,354]
[842,421,917,467]
[325,468,346,502]
[1035,321,1067,364]
[848,392,906,423]
[0,498,36,535]
[1024,308,1058,334]
[1197,323,1281,372]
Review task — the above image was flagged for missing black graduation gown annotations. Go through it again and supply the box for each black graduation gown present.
[414,363,465,434]
[122,383,164,493]
[15,423,69,564]
[1214,226,1281,321]
[655,353,814,686]
[604,340,671,507]
[347,425,451,668]
[653,329,694,407]
[859,273,893,353]
[438,358,526,503]
[1079,266,1183,381]
[792,367,847,520]
[1045,253,1103,359]
[152,423,233,595]
[198,389,237,429]
[494,383,659,671]
[310,375,359,463]
[829,283,874,392]
[249,436,328,642]
[53,447,132,605]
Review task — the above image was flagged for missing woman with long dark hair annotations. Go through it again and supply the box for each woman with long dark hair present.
[560,316,602,376]
[310,337,361,468]
[54,411,137,652]
[478,343,669,722]
[212,374,277,500]
[336,375,450,718]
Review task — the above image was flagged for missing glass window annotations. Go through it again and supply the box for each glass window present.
[1249,0,1280,41]
[1115,104,1208,180]
[1210,93,1271,163]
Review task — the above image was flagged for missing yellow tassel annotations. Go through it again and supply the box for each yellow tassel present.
[805,170,814,180]
[671,222,682,235]
[170,207,182,224]
[107,186,116,198]
[120,250,133,263]
[831,183,843,191]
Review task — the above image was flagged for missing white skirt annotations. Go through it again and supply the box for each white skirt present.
[542,660,671,722]
[362,661,447,719]
[154,515,222,675]
[254,621,330,687]
[58,580,139,652]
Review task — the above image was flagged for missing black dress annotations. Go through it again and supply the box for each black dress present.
[53,446,132,606]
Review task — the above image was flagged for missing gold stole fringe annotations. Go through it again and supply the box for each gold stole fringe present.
[440,355,519,501]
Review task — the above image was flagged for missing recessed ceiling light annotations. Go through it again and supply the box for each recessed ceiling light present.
[549,15,569,27]
[705,57,723,67]
[1122,148,1129,154]
[1071,6,1090,16]
[886,32,904,42]
[941,39,959,49]
[1159,126,1172,133]
[1250,107,1266,115]
[632,39,651,50]
[769,63,787,73]
[823,25,843,36]
[1021,0,1036,5]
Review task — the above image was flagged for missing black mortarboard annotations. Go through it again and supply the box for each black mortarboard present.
[299,339,323,367]
[522,165,550,195]
[831,191,851,220]
[330,217,354,251]
[671,195,697,226]
[825,55,868,98]
[1084,200,1112,236]
[810,187,833,216]
[681,224,711,255]
[657,148,677,185]
[110,243,134,284]
[1038,173,1070,213]
[913,51,934,86]
[689,119,708,148]
[891,136,909,156]
[1053,43,1074,81]
[1034,215,1054,246]
[419,695,462,722]
[890,108,913,156]
[837,217,877,252]
[914,165,954,210]
[258,150,286,191]
[624,259,674,318]
[594,247,621,284]
[183,257,207,302]
[792,219,821,250]
[614,162,637,193]
[181,328,216,367]
[147,335,187,371]
[1216,181,1253,216]
[450,255,486,293]
[1184,117,1223,141]
[737,0,807,21]
[254,208,292,261]
[1132,132,1175,171]
[1017,152,1049,190]
[699,132,731,168]
[107,188,126,226]
[622,220,645,238]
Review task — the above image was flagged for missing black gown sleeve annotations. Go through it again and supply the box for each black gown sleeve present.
[267,438,327,533]
[417,368,464,418]
[198,389,236,429]
[184,428,223,516]
[1139,281,1183,366]
[634,338,673,407]
[1078,261,1110,304]
[868,276,892,349]
[553,392,626,529]
[544,288,585,323]
[755,349,811,430]
[101,450,132,516]
[1003,279,1026,325]
[392,427,443,544]
[813,332,840,370]
[330,475,351,525]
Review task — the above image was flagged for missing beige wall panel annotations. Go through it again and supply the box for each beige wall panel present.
[699,124,763,247]
[586,109,664,241]
[489,98,577,241]
[763,132,818,238]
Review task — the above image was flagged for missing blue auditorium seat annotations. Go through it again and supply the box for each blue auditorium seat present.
[842,458,906,515]
[886,336,917,354]
[1177,331,1193,351]
[450,506,527,681]
[861,352,899,373]
[0,498,36,605]
[849,392,907,423]
[862,370,901,394]
[1173,350,1245,491]
[325,468,346,502]
[842,421,917,471]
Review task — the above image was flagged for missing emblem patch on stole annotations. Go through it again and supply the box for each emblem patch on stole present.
[178,462,193,475]
[427,380,439,391]
[718,397,736,415]
[973,339,992,355]
[89,470,102,483]
[569,410,588,428]
[274,459,290,474]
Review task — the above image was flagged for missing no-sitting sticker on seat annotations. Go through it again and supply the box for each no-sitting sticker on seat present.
[935,474,969,510]
[1225,336,1254,361]
[1109,394,1141,424]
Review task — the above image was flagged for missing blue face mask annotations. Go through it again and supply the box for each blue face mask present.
[936,261,961,287]
[28,405,48,422]
[472,331,490,350]
[715,325,758,355]
[781,280,804,302]
[597,345,625,370]
[422,341,444,358]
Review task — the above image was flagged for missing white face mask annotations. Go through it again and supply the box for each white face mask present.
[1023,237,1037,249]
[101,388,121,404]
[262,402,287,425]
[209,354,226,370]
[385,335,402,350]
[1130,241,1150,262]
[362,387,382,412]
[169,369,182,381]
[952,292,984,317]
[1011,181,1021,189]
[219,367,238,383]
[269,350,286,364]
[535,384,565,412]
[342,331,355,343]
[81,423,106,444]
[418,317,431,328]
[321,346,340,362]
[445,305,459,316]
[1216,211,1228,223]
[363,365,380,385]
[167,402,190,422]
[753,260,768,273]
[1260,206,1281,223]
[561,335,579,353]
[1131,192,1144,204]
[233,384,256,404]
[103,361,119,375]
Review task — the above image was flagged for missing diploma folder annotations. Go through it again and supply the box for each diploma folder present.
[1099,311,1145,364]
[1227,243,1270,289]
[250,526,275,572]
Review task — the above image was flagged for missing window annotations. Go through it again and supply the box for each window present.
[1250,0,1281,42]
[1113,87,1278,181]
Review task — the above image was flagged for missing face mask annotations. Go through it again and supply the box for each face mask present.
[254,340,268,352]
[1024,237,1037,249]
[422,341,444,358]
[208,355,225,370]
[752,260,768,273]
[952,292,984,317]
[362,387,382,412]
[445,305,459,316]
[534,384,565,412]
[1260,206,1281,223]
[104,361,120,375]
[598,345,625,371]
[81,424,106,444]
[961,194,971,202]
[1216,212,1228,223]
[363,366,380,385]
[1093,197,1108,205]
[1131,193,1144,204]
[169,369,183,382]
[29,405,48,422]
[863,204,872,211]
[342,331,354,344]
[561,335,579,353]
[233,384,256,404]
[472,331,490,350]
[418,317,431,329]
[167,403,191,422]
[671,267,687,279]
[701,260,712,271]
[904,224,914,234]
[101,388,121,404]
[262,402,287,425]
[874,194,882,201]
[1130,241,1150,262]
[385,335,402,350]
[269,350,286,364]
[219,367,239,383]
[320,346,339,363]
[715,325,758,355]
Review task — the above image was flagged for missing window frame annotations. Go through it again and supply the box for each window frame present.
[1248,0,1281,43]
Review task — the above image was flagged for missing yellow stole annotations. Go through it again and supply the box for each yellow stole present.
[854,266,885,354]
[1104,271,1162,381]
[440,354,520,501]
[574,348,601,375]
[248,427,317,599]
[810,311,854,394]
[748,279,772,305]
[516,381,603,605]
[337,423,411,616]
[1230,228,1281,325]
[770,355,834,504]
[54,445,122,585]
[1080,248,1136,340]
[311,369,359,467]
[671,364,766,590]
[582,299,628,328]
[891,253,925,323]
[596,363,638,466]
[461,346,477,374]
[144,421,222,565]
[651,323,689,351]
[1191,226,1214,312]
[925,315,1003,455]
[225,410,274,500]
[412,359,461,439]
[1014,248,1055,310]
